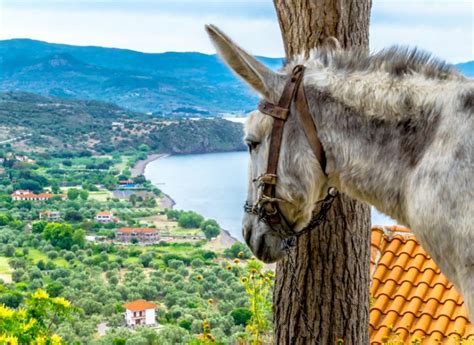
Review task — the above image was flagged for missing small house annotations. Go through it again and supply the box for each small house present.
[123,299,156,327]
[39,211,60,221]
[95,211,114,223]
[116,227,160,244]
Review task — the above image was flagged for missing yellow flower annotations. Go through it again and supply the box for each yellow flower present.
[263,277,270,283]
[0,335,18,345]
[237,251,244,258]
[240,277,248,283]
[32,289,49,300]
[226,265,233,271]
[17,308,27,318]
[250,268,257,274]
[22,318,37,331]
[52,297,70,308]
[196,275,203,281]
[34,335,47,345]
[207,298,214,305]
[0,304,15,318]
[50,334,62,345]
[233,258,240,264]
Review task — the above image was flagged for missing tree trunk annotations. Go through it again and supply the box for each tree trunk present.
[272,1,372,344]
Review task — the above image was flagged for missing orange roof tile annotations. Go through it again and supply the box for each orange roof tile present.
[123,299,156,311]
[97,211,112,216]
[118,227,158,234]
[370,226,473,344]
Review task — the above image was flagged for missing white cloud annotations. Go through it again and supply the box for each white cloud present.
[0,0,472,62]
[371,24,473,63]
[0,6,284,56]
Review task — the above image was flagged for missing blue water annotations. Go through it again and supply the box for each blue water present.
[145,151,396,241]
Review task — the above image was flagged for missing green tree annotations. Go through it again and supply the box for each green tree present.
[43,223,85,250]
[64,210,83,222]
[79,190,89,201]
[67,188,80,200]
[138,144,149,152]
[51,183,60,194]
[4,244,15,257]
[32,221,48,234]
[230,307,252,326]
[223,242,252,259]
[200,219,220,240]
[178,211,204,229]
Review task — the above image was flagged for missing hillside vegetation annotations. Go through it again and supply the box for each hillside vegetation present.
[0,92,245,154]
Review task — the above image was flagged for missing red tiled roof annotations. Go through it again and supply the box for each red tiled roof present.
[11,191,65,199]
[97,211,112,216]
[118,227,158,234]
[370,226,474,344]
[123,299,156,311]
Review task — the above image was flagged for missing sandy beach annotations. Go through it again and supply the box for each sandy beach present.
[131,153,168,177]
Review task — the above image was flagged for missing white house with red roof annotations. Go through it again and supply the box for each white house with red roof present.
[95,211,114,223]
[11,190,66,201]
[123,299,156,327]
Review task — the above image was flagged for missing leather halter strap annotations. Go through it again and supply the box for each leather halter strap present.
[257,64,327,225]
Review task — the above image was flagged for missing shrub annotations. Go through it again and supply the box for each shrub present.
[230,307,252,326]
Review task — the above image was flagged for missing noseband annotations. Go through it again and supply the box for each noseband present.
[244,65,337,238]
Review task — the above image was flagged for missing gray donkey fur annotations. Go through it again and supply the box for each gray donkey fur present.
[205,25,474,321]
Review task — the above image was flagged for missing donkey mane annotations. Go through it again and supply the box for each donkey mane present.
[286,46,463,81]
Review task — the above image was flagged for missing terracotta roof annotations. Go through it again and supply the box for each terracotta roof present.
[97,211,112,216]
[123,299,156,311]
[118,227,158,234]
[11,191,65,199]
[370,225,474,344]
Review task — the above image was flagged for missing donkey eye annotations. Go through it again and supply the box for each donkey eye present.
[246,141,260,152]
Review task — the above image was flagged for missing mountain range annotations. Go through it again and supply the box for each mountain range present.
[0,39,472,115]
[0,39,282,114]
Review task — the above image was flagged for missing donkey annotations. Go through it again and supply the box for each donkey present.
[206,25,473,320]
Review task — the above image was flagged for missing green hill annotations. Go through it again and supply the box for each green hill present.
[0,92,245,154]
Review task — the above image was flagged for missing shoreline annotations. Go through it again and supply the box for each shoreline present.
[131,153,169,177]
[133,153,240,246]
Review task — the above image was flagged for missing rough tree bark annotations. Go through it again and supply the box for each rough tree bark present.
[272,1,372,344]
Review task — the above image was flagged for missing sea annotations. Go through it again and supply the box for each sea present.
[145,151,396,241]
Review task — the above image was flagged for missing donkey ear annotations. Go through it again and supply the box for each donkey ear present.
[205,24,285,101]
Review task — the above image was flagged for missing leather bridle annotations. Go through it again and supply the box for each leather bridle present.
[244,64,336,237]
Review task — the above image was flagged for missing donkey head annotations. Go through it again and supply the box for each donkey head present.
[206,25,329,262]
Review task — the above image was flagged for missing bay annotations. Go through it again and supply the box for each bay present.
[145,151,397,241]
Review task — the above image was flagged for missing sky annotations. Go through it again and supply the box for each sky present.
[0,0,472,63]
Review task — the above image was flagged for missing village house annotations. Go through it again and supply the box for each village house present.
[95,211,115,223]
[116,227,160,244]
[39,211,61,221]
[11,190,66,201]
[123,299,157,327]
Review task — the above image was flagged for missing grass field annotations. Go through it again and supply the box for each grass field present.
[27,249,68,267]
[0,257,12,283]
[89,190,114,202]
